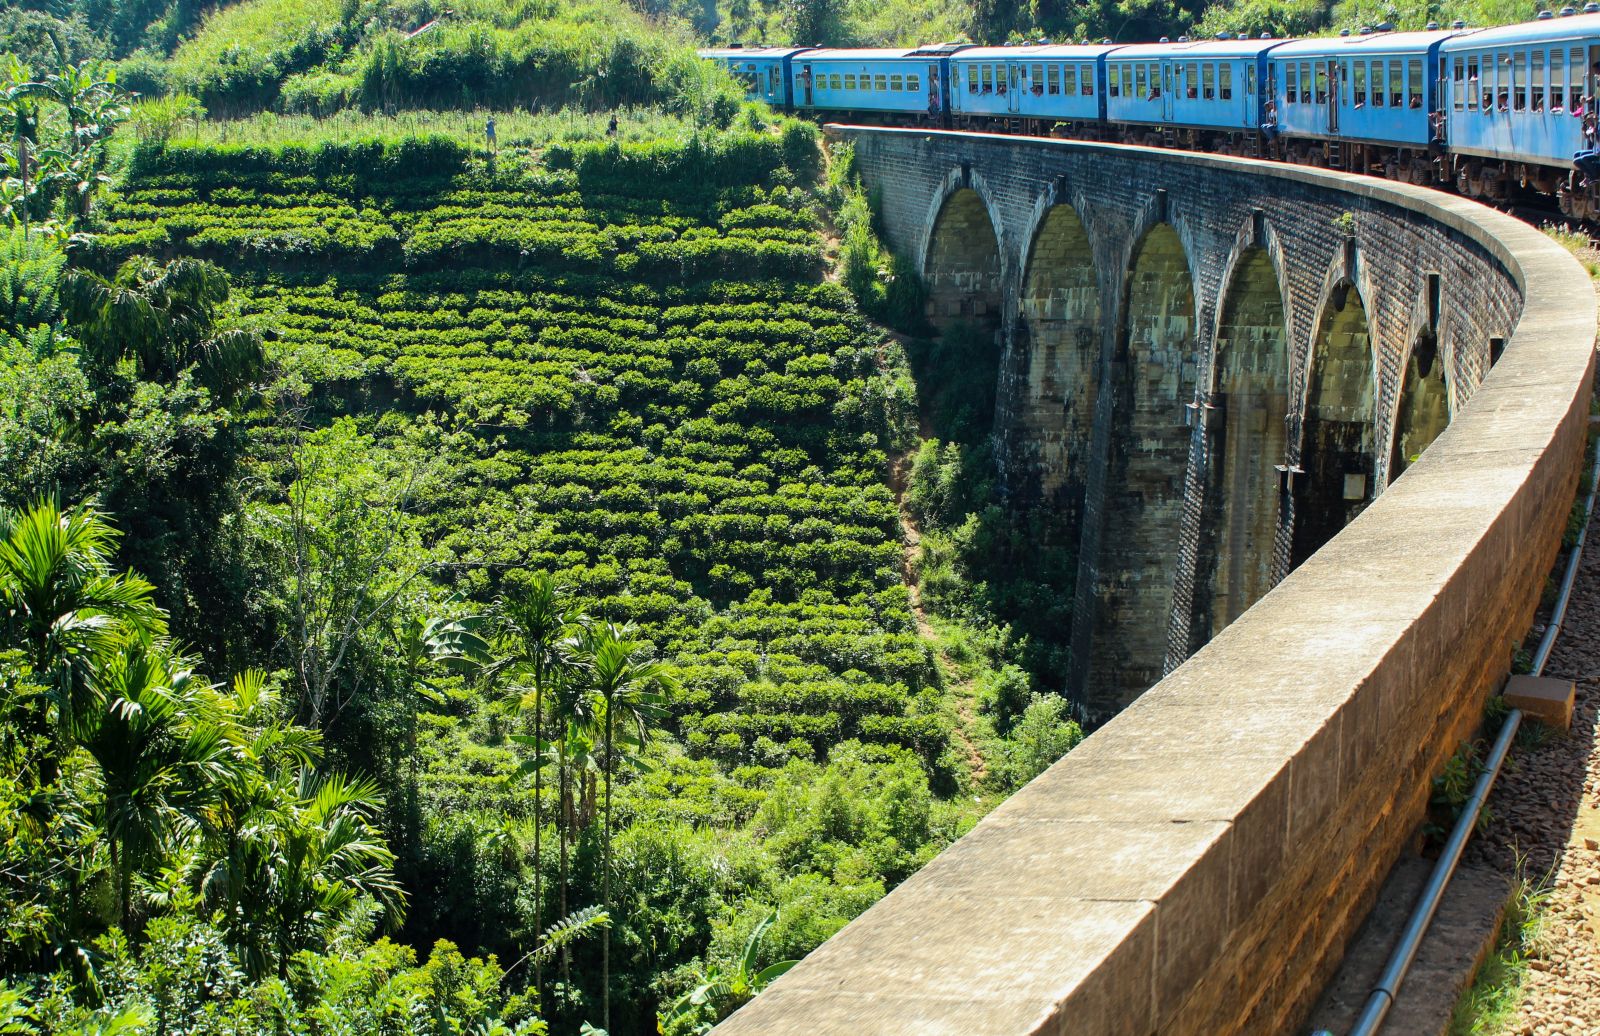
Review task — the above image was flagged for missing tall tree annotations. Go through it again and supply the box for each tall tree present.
[584,622,671,1031]
[491,573,583,995]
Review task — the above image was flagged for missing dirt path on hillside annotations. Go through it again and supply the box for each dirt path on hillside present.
[879,352,988,788]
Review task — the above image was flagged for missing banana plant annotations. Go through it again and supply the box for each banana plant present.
[660,910,797,1035]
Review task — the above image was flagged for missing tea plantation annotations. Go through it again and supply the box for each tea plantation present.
[70,122,1039,1031]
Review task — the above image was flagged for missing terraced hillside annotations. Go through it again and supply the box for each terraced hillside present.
[88,123,1002,1027]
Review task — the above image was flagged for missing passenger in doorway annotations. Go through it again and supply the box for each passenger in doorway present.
[1262,98,1280,142]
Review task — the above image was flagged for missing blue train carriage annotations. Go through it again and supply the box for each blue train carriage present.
[948,45,1117,134]
[1440,11,1600,217]
[792,49,952,124]
[699,46,815,108]
[1104,37,1288,154]
[1268,28,1465,181]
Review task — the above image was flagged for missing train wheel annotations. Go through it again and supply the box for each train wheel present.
[1559,183,1575,217]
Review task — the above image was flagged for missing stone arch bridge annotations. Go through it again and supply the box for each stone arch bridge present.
[851,127,1518,717]
[715,129,1595,1035]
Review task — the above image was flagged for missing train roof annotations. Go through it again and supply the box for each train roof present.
[1109,38,1290,59]
[698,46,816,59]
[1439,11,1600,49]
[796,49,930,62]
[1269,29,1466,57]
[952,44,1122,59]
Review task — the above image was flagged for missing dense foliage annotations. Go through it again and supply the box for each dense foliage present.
[0,89,1101,1030]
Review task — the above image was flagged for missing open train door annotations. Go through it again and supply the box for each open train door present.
[1326,60,1340,134]
[800,63,813,106]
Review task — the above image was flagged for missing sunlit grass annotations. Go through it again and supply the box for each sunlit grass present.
[141,105,768,152]
[1446,862,1553,1036]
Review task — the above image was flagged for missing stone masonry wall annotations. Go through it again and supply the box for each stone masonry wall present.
[850,128,1525,717]
[712,129,1596,1036]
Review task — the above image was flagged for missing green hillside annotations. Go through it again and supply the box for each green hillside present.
[0,53,1095,1024]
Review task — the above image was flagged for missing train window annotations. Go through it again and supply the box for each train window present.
[1286,64,1299,103]
[1301,63,1313,105]
[1047,64,1060,95]
[1032,63,1043,90]
[1573,47,1585,111]
[1135,64,1148,99]
[1453,59,1464,111]
[1246,63,1255,98]
[1063,64,1077,95]
[1513,51,1526,112]
[873,73,886,91]
[980,65,991,93]
[844,73,856,90]
[1149,63,1161,96]
[1315,64,1328,104]
[1551,51,1565,111]
[1124,64,1135,97]
[1203,63,1215,100]
[1187,63,1199,98]
[909,74,921,92]
[1408,59,1422,108]
[1466,58,1478,110]
[890,74,903,91]
[1354,61,1366,105]
[1373,62,1386,107]
[1532,50,1545,112]
[1221,63,1233,100]
[1390,62,1403,107]
[1081,64,1094,94]
[1109,64,1121,97]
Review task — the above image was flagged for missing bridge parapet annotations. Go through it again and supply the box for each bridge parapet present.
[712,129,1596,1035]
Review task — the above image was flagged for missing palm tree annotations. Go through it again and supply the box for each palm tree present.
[265,769,406,978]
[62,256,264,400]
[584,622,672,1031]
[73,635,236,932]
[0,498,165,781]
[546,659,600,988]
[194,670,321,975]
[488,574,583,992]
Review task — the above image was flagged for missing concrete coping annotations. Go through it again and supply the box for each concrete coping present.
[715,130,1598,1035]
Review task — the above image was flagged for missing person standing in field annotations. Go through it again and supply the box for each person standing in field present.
[485,114,497,154]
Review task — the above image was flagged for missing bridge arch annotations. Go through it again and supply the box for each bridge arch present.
[1015,200,1101,502]
[1389,319,1452,482]
[919,172,1005,335]
[1292,276,1377,568]
[1203,238,1290,635]
[1089,219,1198,705]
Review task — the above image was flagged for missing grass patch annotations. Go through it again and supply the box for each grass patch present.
[1447,863,1553,1036]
